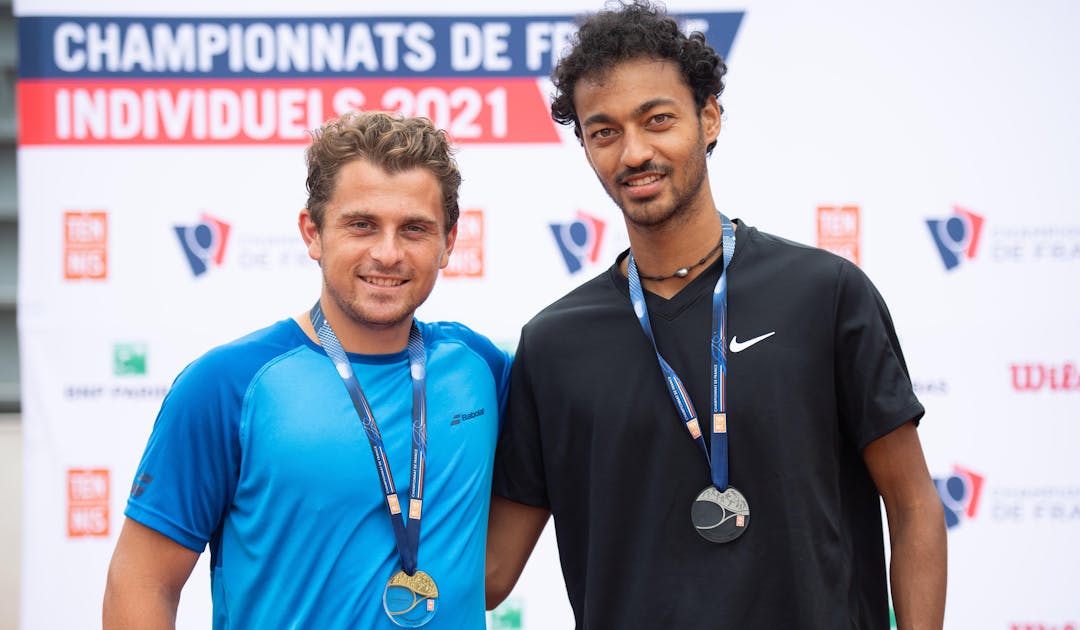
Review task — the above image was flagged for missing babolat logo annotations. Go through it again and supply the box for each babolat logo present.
[933,465,984,529]
[175,213,230,276]
[451,408,485,426]
[550,211,605,274]
[925,205,984,271]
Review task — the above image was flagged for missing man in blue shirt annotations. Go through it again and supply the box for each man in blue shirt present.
[104,111,511,629]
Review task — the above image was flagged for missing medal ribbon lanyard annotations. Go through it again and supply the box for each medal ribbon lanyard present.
[626,214,735,491]
[310,301,427,576]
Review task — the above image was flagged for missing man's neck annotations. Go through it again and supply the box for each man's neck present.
[622,207,730,299]
[296,302,412,355]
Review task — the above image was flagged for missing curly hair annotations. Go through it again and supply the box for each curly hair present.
[305,111,461,233]
[551,0,728,154]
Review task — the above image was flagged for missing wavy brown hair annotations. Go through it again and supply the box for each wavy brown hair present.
[305,111,461,232]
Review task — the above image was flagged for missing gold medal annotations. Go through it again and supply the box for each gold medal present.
[383,569,439,627]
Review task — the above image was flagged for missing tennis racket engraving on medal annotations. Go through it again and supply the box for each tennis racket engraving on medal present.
[383,569,439,627]
[691,485,750,543]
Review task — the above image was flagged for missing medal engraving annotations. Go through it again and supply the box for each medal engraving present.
[691,485,750,543]
[383,569,439,627]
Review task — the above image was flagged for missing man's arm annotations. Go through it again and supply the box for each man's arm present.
[485,495,550,610]
[863,420,947,630]
[103,517,201,630]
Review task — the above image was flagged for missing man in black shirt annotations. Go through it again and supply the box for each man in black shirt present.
[486,2,946,628]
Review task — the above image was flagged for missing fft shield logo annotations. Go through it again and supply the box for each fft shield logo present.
[174,213,230,276]
[934,465,984,529]
[550,211,605,274]
[926,206,984,270]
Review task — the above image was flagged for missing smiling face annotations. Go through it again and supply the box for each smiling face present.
[575,57,721,232]
[300,158,456,352]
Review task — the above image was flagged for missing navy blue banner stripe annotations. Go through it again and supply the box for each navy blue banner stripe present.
[18,14,742,79]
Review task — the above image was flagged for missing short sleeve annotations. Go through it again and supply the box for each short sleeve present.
[123,352,244,552]
[833,261,925,450]
[492,333,550,509]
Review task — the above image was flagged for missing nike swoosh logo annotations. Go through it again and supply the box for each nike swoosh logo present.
[729,332,776,353]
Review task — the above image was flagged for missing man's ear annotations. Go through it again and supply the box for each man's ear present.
[439,223,458,269]
[701,95,721,145]
[299,208,322,262]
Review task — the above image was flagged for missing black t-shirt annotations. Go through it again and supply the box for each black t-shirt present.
[494,222,924,630]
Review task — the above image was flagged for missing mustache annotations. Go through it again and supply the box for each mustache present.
[615,162,672,185]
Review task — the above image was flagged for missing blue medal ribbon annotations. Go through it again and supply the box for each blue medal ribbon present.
[627,214,735,491]
[310,301,427,576]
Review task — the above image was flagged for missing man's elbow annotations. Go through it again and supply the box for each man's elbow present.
[485,559,514,610]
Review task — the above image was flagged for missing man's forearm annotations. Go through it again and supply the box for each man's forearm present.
[888,500,947,630]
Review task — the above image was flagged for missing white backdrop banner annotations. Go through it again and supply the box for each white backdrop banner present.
[15,1,1080,629]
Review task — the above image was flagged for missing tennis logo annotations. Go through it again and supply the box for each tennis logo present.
[68,468,110,537]
[174,213,230,276]
[550,211,605,274]
[64,211,108,280]
[817,205,860,265]
[443,209,484,278]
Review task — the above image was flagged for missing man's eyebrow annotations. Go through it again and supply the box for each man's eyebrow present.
[581,98,678,128]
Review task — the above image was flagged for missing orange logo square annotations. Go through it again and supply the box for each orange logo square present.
[713,413,727,434]
[736,514,745,528]
[816,205,860,266]
[443,209,484,278]
[409,499,423,520]
[387,494,401,515]
[686,418,702,439]
[64,211,108,280]
[67,469,109,537]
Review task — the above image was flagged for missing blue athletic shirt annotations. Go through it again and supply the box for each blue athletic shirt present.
[125,318,512,629]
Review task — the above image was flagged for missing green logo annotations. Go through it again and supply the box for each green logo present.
[488,598,523,629]
[114,343,147,376]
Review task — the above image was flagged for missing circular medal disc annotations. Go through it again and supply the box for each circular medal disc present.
[691,485,750,543]
[383,569,439,627]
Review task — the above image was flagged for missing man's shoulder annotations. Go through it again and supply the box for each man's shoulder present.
[523,266,622,337]
[740,223,859,281]
[176,319,309,388]
[419,320,512,376]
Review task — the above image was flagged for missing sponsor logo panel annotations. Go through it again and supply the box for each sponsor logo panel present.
[926,205,1080,271]
[67,468,109,537]
[63,211,108,280]
[443,209,484,278]
[174,213,230,276]
[816,204,859,265]
[926,205,983,271]
[1010,362,1079,392]
[933,464,984,529]
[550,211,605,274]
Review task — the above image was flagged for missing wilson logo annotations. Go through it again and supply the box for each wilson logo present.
[1011,362,1080,392]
